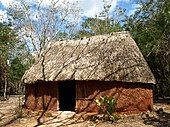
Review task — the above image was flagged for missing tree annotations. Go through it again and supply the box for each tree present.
[8,56,29,94]
[0,22,18,98]
[124,0,170,96]
[2,0,81,96]
[8,0,81,57]
[76,2,125,38]
[77,17,122,37]
[0,21,31,98]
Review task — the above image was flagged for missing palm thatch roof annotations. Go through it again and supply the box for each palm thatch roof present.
[23,31,155,84]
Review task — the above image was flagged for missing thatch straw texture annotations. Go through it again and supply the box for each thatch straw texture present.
[23,31,155,84]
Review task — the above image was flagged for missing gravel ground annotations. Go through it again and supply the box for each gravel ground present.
[1,96,170,127]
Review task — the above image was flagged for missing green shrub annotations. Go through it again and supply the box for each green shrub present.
[94,96,117,121]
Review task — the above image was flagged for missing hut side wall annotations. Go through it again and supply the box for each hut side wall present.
[76,81,153,114]
[24,81,153,114]
[24,82,59,111]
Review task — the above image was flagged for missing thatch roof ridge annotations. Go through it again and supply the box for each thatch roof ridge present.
[50,31,130,45]
[23,31,156,84]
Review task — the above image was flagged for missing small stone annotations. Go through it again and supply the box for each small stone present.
[44,112,53,117]
[149,112,158,118]
[156,108,164,114]
[141,113,147,119]
[96,114,104,120]
[145,120,152,125]
[164,107,170,113]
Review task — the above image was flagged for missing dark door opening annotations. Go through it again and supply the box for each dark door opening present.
[59,81,76,111]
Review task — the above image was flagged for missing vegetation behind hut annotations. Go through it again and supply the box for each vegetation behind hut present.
[0,0,169,99]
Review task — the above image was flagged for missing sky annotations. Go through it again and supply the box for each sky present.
[0,0,141,53]
[0,0,140,22]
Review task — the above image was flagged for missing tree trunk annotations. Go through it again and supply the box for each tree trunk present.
[3,74,7,99]
[3,60,8,100]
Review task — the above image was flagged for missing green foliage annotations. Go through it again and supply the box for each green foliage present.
[0,22,17,62]
[0,22,31,96]
[78,17,123,37]
[0,22,18,96]
[9,57,26,82]
[76,2,125,38]
[0,22,17,49]
[55,32,69,40]
[124,0,170,96]
[95,96,116,121]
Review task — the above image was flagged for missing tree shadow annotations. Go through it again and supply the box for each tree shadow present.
[142,109,170,127]
[33,111,85,127]
[154,97,170,105]
[0,112,5,121]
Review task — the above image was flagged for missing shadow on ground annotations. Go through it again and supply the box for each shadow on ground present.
[33,111,85,127]
[143,108,170,127]
[154,97,170,105]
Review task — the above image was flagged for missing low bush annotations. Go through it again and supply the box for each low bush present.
[94,96,118,121]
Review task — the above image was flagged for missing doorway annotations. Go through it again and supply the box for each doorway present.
[58,80,76,111]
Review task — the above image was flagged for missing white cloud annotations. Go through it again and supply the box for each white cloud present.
[128,4,141,16]
[0,0,66,8]
[118,0,131,3]
[78,0,118,17]
[0,0,119,18]
[0,0,15,7]
[0,10,7,22]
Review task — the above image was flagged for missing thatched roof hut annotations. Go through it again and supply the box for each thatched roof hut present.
[23,31,155,114]
[23,31,155,84]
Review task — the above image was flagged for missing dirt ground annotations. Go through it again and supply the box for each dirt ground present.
[0,95,24,127]
[1,96,170,127]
